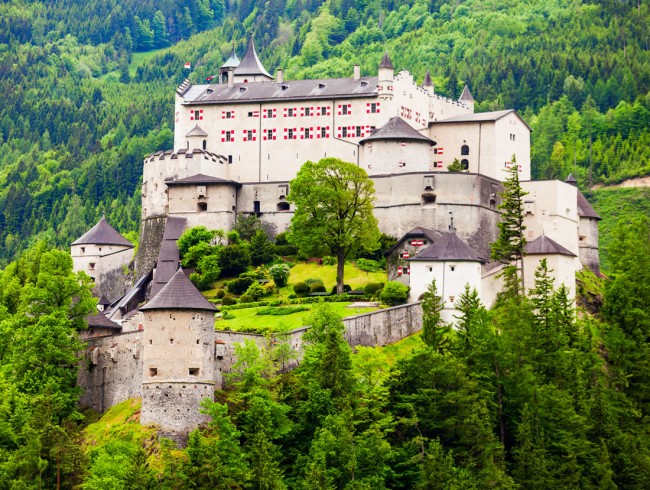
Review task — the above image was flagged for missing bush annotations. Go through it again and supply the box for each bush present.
[263,281,276,295]
[216,289,226,299]
[356,258,383,272]
[245,282,266,301]
[239,293,254,303]
[221,295,237,306]
[365,282,385,296]
[330,284,352,294]
[269,263,291,287]
[219,244,251,276]
[182,241,214,268]
[322,255,336,266]
[274,244,298,256]
[305,278,324,287]
[256,306,310,316]
[177,226,218,257]
[310,284,327,293]
[294,282,310,296]
[380,281,409,306]
[222,311,235,320]
[227,277,255,295]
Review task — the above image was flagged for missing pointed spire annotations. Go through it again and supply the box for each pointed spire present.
[71,216,134,247]
[459,84,475,102]
[379,51,394,70]
[221,43,240,69]
[565,173,578,186]
[233,36,273,79]
[141,268,216,312]
[423,70,433,87]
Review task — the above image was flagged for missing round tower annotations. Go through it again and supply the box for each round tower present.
[377,51,394,100]
[140,268,217,446]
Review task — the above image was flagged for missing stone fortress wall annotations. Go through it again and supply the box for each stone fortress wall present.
[78,302,423,412]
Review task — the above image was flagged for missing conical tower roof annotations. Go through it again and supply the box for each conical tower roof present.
[221,44,240,69]
[526,235,576,256]
[459,84,475,102]
[233,37,272,78]
[423,70,433,87]
[379,51,394,69]
[141,268,216,312]
[72,216,133,247]
[410,232,486,262]
[359,116,433,145]
[565,173,578,186]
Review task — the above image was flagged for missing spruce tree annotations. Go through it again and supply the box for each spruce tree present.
[490,159,528,295]
[421,279,449,352]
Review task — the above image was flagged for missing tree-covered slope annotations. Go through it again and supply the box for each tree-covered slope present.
[0,0,648,265]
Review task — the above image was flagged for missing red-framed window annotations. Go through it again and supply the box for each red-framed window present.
[221,130,235,142]
[263,108,277,118]
[366,102,380,114]
[263,128,277,141]
[221,110,235,119]
[190,109,203,121]
[242,129,257,142]
[337,103,352,115]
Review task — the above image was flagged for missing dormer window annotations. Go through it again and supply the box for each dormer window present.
[281,84,289,90]
[239,86,247,92]
[318,83,326,89]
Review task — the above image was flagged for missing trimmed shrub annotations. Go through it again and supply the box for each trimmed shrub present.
[293,282,310,296]
[245,282,266,301]
[310,284,326,293]
[256,306,310,316]
[380,281,409,306]
[322,255,336,266]
[365,282,385,296]
[304,278,324,288]
[221,295,237,306]
[227,277,255,295]
[263,281,276,295]
[269,263,291,287]
[216,289,226,299]
[239,293,254,303]
[330,284,352,294]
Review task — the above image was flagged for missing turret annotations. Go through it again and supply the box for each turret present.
[422,70,434,95]
[140,268,217,446]
[459,84,475,112]
[219,44,240,84]
[377,51,394,99]
[185,124,209,151]
[233,37,273,83]
[566,174,601,275]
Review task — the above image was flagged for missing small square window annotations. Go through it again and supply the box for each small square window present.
[149,368,158,377]
[189,368,199,376]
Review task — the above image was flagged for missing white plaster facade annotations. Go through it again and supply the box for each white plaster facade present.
[71,243,132,284]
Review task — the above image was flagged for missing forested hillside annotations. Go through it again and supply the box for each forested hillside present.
[0,0,648,265]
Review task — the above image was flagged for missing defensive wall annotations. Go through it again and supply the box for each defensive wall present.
[78,302,422,412]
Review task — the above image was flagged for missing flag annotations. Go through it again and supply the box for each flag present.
[206,75,215,81]
[184,62,191,70]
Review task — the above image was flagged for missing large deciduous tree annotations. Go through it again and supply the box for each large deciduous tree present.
[287,158,380,294]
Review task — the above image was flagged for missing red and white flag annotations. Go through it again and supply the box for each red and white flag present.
[184,62,191,70]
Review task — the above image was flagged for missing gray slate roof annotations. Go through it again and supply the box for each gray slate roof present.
[379,52,394,69]
[409,232,486,262]
[459,84,475,102]
[141,268,216,312]
[526,235,576,257]
[433,109,532,131]
[233,38,272,78]
[181,76,379,105]
[150,217,186,299]
[165,173,241,187]
[577,191,601,220]
[423,70,433,87]
[359,117,433,145]
[186,125,208,137]
[86,310,121,330]
[386,227,443,255]
[221,45,240,69]
[72,216,134,247]
[98,295,111,306]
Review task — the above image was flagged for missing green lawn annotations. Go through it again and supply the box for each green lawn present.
[215,302,380,334]
[378,332,424,365]
[129,48,168,76]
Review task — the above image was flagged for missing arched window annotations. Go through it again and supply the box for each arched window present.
[277,202,290,212]
[461,159,469,170]
[461,145,470,155]
[202,140,207,150]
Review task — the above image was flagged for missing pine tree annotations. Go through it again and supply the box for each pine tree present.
[421,279,449,352]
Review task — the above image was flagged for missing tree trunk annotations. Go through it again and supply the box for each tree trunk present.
[336,248,346,295]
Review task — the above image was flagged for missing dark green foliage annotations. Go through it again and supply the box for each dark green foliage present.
[250,229,276,266]
[218,244,251,277]
[256,306,310,316]
[379,281,409,306]
[356,258,383,272]
[364,282,384,296]
[268,264,290,287]
[178,226,217,258]
[293,282,310,296]
[227,277,255,295]
[216,289,226,299]
[310,284,326,293]
[244,282,266,302]
[239,293,254,304]
[420,280,449,352]
[221,295,236,306]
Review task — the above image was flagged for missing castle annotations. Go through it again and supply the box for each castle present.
[72,39,600,443]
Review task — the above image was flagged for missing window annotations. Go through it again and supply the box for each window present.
[253,201,261,214]
[304,107,311,116]
[265,128,276,140]
[461,159,469,170]
[277,202,290,211]
[170,338,174,344]
[227,155,233,164]
[422,193,436,205]
[449,265,456,272]
[288,128,294,139]
[149,368,158,377]
[226,132,232,142]
[510,133,516,141]
[191,109,203,121]
[221,130,235,142]
[89,263,95,271]
[356,126,362,137]
[320,107,328,116]
[247,130,253,140]
[189,368,199,376]
[367,102,380,113]
[265,109,275,118]
[341,127,348,137]
[202,140,206,150]
[304,127,311,139]
[320,126,329,138]
[80,247,85,253]
[198,202,207,212]
[286,108,295,117]
[338,104,351,115]
[461,145,470,155]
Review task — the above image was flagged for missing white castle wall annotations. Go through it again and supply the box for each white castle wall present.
[71,243,133,291]
[363,140,433,175]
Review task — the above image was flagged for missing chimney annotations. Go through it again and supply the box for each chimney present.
[276,69,284,84]
[228,68,234,88]
[353,64,360,81]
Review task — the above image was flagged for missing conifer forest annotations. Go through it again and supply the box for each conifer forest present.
[0,0,649,487]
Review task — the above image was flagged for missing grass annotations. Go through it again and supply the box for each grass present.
[215,302,380,333]
[129,48,168,76]
[83,398,156,447]
[379,332,424,365]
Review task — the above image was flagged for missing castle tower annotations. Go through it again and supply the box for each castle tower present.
[233,37,273,83]
[377,52,394,100]
[422,70,434,95]
[71,216,134,292]
[566,174,601,274]
[459,84,475,112]
[219,44,240,84]
[140,268,217,445]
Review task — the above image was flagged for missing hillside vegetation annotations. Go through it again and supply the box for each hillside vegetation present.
[0,0,648,264]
